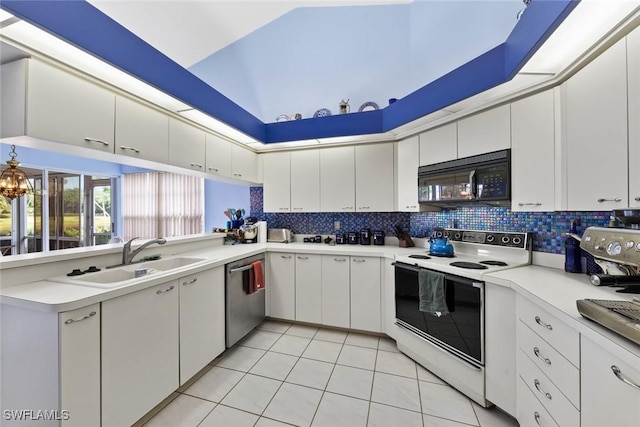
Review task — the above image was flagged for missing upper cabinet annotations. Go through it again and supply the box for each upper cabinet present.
[457,104,511,158]
[1,58,115,154]
[231,144,258,182]
[263,152,291,212]
[396,136,420,212]
[168,118,206,172]
[115,95,169,164]
[320,146,356,212]
[355,143,395,212]
[291,149,320,212]
[628,26,640,208]
[205,133,232,177]
[419,123,457,166]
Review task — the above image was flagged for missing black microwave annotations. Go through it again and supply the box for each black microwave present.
[418,149,510,208]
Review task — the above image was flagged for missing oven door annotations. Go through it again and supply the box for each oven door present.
[394,262,484,368]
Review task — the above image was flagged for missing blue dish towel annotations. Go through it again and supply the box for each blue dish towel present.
[418,269,449,316]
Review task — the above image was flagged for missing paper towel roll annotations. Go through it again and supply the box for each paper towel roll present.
[257,221,267,243]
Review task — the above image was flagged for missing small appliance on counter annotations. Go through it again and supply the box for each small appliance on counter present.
[360,228,371,245]
[239,217,259,243]
[267,228,293,243]
[335,233,346,244]
[373,230,385,245]
[347,231,359,244]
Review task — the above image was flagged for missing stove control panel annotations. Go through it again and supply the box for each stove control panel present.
[439,229,531,249]
[581,227,640,266]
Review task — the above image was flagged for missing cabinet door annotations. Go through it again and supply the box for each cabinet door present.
[179,267,225,385]
[565,37,628,210]
[419,123,457,165]
[321,255,350,328]
[26,59,115,153]
[350,256,381,332]
[457,105,510,158]
[355,143,395,212]
[628,27,640,208]
[263,152,291,212]
[396,136,420,212]
[169,118,206,172]
[102,281,179,427]
[205,133,232,177]
[295,254,322,324]
[511,89,555,212]
[291,149,320,212]
[268,253,296,320]
[60,304,101,427]
[320,146,355,212]
[231,144,258,182]
[581,336,640,427]
[115,95,169,164]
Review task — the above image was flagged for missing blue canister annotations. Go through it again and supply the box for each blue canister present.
[564,220,582,273]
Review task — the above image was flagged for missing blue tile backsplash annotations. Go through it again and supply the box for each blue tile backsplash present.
[250,187,612,254]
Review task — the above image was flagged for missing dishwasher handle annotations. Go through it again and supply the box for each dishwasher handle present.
[229,264,254,274]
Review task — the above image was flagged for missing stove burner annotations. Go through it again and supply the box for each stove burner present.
[450,261,488,270]
[429,253,455,258]
[479,260,508,266]
[408,254,431,260]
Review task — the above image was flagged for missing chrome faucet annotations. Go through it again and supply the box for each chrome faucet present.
[122,237,167,265]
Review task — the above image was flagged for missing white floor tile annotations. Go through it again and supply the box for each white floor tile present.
[263,382,323,427]
[259,320,292,334]
[255,417,293,427]
[423,414,476,427]
[240,330,282,350]
[216,346,266,372]
[367,402,423,427]
[336,344,377,370]
[249,351,299,380]
[302,339,343,363]
[270,334,312,356]
[326,365,374,400]
[143,394,215,427]
[417,364,446,385]
[286,324,319,338]
[375,349,417,378]
[311,392,369,427]
[419,381,478,425]
[378,337,400,353]
[314,328,348,343]
[220,374,281,415]
[471,402,518,427]
[371,372,421,412]
[183,366,245,403]
[344,332,379,349]
[198,404,259,427]
[285,358,334,390]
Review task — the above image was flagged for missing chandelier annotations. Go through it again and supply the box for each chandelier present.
[0,145,33,200]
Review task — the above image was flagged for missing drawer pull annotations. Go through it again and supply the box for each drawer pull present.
[65,311,97,324]
[597,197,622,203]
[534,379,552,400]
[353,259,366,263]
[518,202,542,206]
[281,255,292,259]
[533,347,552,365]
[156,285,175,295]
[534,315,553,330]
[120,146,141,153]
[534,412,544,426]
[182,278,198,286]
[334,258,347,262]
[297,256,309,260]
[611,365,640,390]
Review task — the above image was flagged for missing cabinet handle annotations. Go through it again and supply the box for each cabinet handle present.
[182,278,198,286]
[353,259,366,263]
[156,285,175,294]
[292,207,303,210]
[533,379,552,400]
[297,256,309,260]
[611,365,640,390]
[120,146,141,153]
[233,173,242,177]
[279,207,289,211]
[334,258,347,262]
[518,202,542,206]
[533,347,552,365]
[635,196,640,202]
[342,206,353,210]
[208,167,219,172]
[190,163,203,168]
[405,205,417,209]
[597,197,622,203]
[534,412,543,427]
[281,255,292,259]
[83,137,109,146]
[358,206,370,210]
[534,315,553,330]
[64,311,97,324]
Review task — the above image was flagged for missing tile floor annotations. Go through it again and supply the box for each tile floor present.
[142,321,519,427]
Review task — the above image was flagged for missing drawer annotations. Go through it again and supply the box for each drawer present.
[517,320,580,408]
[517,295,579,366]
[517,377,560,427]
[518,348,580,427]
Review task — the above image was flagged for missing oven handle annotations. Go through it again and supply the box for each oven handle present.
[393,261,483,288]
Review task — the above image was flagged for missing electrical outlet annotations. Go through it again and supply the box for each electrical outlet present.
[334,221,340,231]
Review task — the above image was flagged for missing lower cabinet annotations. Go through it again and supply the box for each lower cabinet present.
[350,256,382,332]
[295,254,322,324]
[321,255,350,328]
[102,281,179,427]
[268,252,296,320]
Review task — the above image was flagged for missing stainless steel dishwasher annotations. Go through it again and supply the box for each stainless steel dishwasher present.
[225,254,266,347]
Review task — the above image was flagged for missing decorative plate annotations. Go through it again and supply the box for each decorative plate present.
[358,101,379,112]
[313,108,332,118]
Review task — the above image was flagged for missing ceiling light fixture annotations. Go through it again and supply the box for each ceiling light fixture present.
[0,145,34,200]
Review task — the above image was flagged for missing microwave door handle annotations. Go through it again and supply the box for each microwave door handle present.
[469,170,477,199]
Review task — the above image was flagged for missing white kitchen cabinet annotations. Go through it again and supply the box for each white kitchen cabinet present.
[628,26,640,208]
[581,335,640,427]
[511,89,556,212]
[564,37,628,210]
[231,144,258,182]
[268,252,296,320]
[355,143,395,212]
[1,58,115,154]
[321,255,350,328]
[419,122,457,165]
[396,136,420,212]
[350,256,381,332]
[102,281,179,427]
[169,118,206,172]
[295,254,322,324]
[457,104,510,158]
[291,149,320,212]
[320,146,356,212]
[115,95,169,165]
[205,132,233,177]
[179,267,225,385]
[262,152,291,212]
